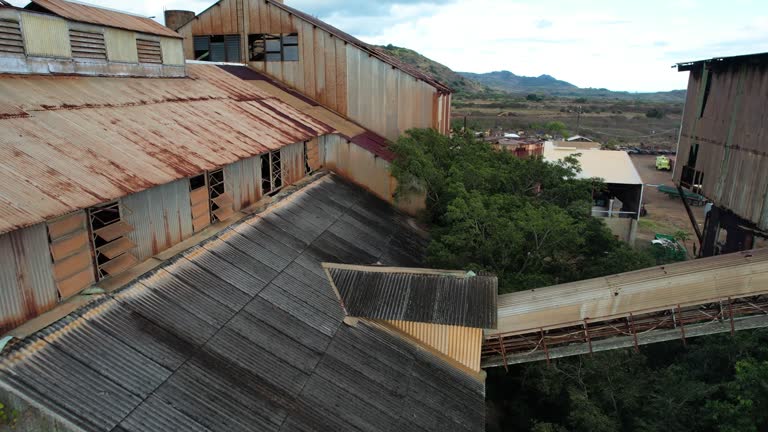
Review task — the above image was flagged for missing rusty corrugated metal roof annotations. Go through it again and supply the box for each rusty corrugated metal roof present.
[26,0,181,38]
[0,63,334,235]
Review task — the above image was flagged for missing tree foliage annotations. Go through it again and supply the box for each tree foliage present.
[390,129,652,293]
[391,128,768,431]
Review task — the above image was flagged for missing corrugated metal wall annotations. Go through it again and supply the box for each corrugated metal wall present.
[178,0,449,141]
[0,223,59,333]
[224,154,262,211]
[104,27,138,63]
[323,135,394,202]
[121,179,194,262]
[281,141,306,186]
[384,320,483,371]
[20,13,71,58]
[322,134,425,215]
[674,62,768,229]
[346,45,436,141]
[160,37,185,65]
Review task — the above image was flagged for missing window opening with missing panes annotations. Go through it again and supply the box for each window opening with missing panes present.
[207,169,234,222]
[193,34,241,62]
[261,150,283,195]
[249,33,298,62]
[88,201,136,280]
[208,169,225,221]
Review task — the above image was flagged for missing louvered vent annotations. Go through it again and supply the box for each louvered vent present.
[136,38,162,64]
[69,29,106,60]
[0,19,24,55]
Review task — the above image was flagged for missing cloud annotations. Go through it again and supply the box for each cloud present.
[289,0,456,20]
[5,0,768,91]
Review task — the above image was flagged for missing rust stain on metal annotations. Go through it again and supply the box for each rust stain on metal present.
[0,64,333,235]
[28,0,182,38]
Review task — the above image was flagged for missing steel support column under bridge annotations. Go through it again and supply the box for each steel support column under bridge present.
[482,249,768,368]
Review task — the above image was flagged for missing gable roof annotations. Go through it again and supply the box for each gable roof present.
[183,0,451,93]
[26,0,181,38]
[0,63,334,235]
[324,264,498,329]
[0,174,486,431]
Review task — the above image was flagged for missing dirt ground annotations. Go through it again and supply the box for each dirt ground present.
[632,154,706,255]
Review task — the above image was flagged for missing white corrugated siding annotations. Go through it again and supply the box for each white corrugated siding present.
[0,223,59,333]
[160,37,184,65]
[121,179,194,262]
[346,44,436,141]
[224,154,262,211]
[104,27,138,63]
[322,135,393,201]
[20,13,71,58]
[281,141,306,186]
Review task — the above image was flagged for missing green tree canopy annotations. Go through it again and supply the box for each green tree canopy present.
[390,129,652,293]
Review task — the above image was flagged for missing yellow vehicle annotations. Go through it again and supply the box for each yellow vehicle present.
[656,155,671,171]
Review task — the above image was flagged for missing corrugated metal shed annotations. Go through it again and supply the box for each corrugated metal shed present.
[0,174,485,431]
[0,63,334,235]
[324,264,498,329]
[26,0,181,38]
[491,249,768,337]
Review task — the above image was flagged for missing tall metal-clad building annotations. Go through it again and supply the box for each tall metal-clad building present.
[674,53,768,256]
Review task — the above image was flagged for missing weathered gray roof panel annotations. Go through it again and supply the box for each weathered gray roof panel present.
[0,175,485,431]
[327,266,498,329]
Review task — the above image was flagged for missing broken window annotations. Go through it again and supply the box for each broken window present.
[248,33,299,62]
[208,169,234,222]
[0,19,24,55]
[136,38,162,64]
[304,141,313,174]
[193,36,209,60]
[261,153,272,193]
[193,34,240,62]
[261,150,283,195]
[88,201,137,280]
[69,29,106,61]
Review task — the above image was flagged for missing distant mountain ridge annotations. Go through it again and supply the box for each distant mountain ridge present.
[459,70,577,92]
[458,70,686,102]
[376,44,685,102]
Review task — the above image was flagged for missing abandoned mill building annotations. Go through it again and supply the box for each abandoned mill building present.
[674,52,768,256]
[0,0,497,430]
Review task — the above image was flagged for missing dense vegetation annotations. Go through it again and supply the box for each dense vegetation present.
[391,129,768,431]
[390,129,653,292]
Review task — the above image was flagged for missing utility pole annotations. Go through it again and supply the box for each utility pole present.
[576,105,582,136]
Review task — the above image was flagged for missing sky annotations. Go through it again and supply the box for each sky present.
[8,0,768,91]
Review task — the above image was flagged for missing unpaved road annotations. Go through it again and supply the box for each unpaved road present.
[631,155,706,255]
